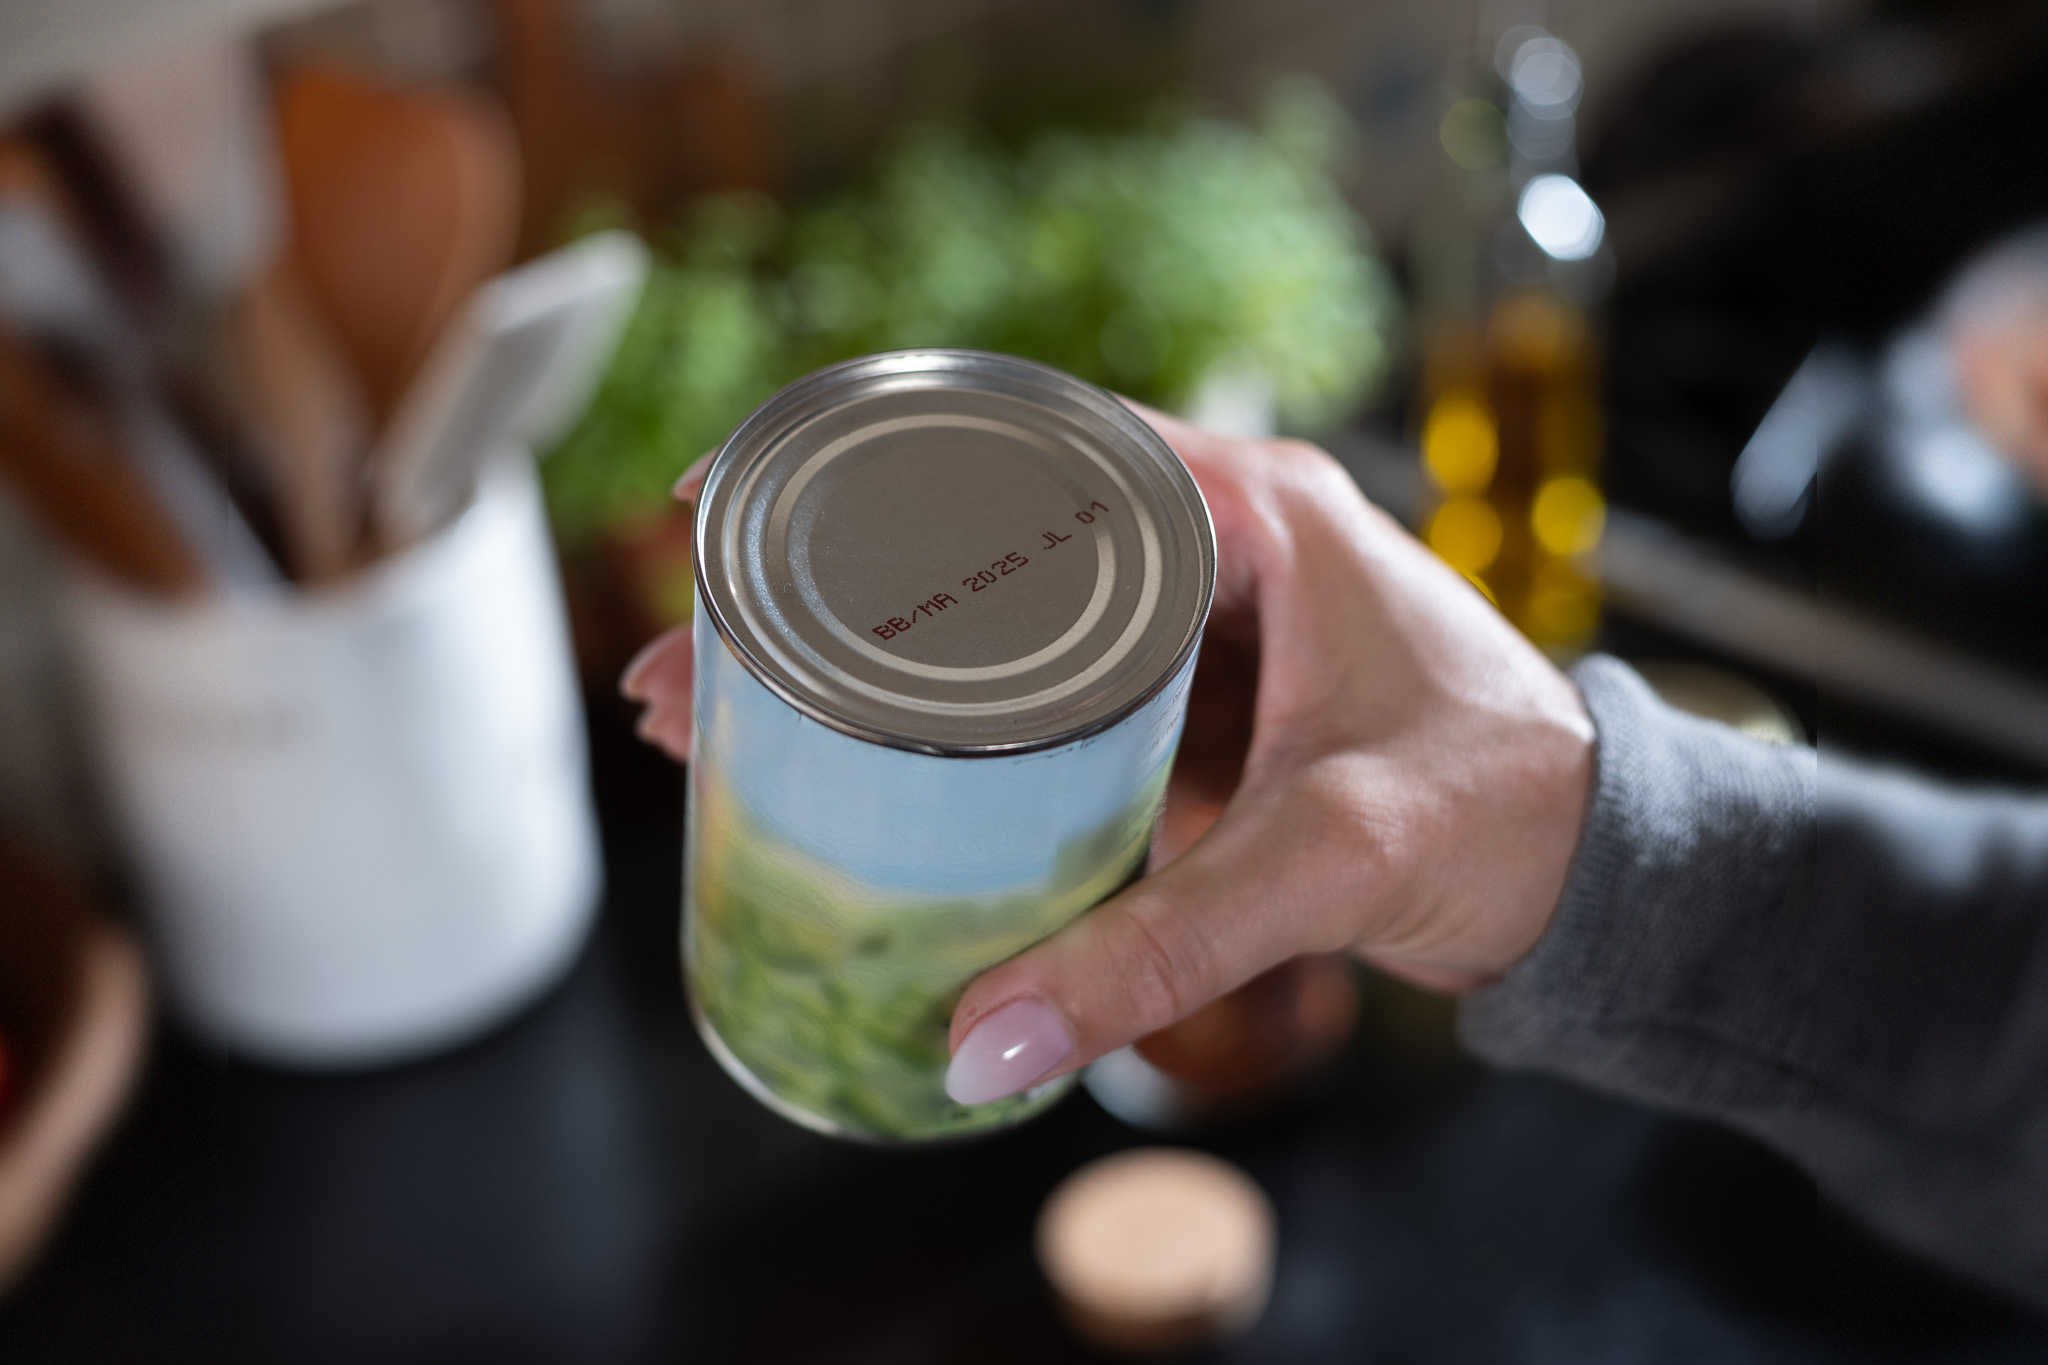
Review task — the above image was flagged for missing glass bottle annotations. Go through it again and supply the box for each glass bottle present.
[1413,20,1608,654]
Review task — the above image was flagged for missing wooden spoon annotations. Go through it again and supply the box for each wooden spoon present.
[273,64,520,430]
[231,249,370,583]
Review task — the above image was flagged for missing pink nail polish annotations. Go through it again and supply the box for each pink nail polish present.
[945,999,1073,1105]
[672,454,713,500]
[620,634,672,701]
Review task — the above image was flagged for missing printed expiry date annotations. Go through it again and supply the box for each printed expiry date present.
[870,500,1111,642]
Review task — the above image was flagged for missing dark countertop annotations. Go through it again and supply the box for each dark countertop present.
[1,701,2044,1364]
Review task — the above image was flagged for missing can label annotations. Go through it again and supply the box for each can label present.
[685,615,1195,1142]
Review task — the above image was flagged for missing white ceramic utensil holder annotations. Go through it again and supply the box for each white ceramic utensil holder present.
[64,453,601,1068]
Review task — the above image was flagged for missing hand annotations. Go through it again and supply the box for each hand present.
[938,408,1594,1105]
[618,459,712,760]
[620,411,1596,1110]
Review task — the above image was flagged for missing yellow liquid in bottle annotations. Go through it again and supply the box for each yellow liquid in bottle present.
[1420,289,1603,653]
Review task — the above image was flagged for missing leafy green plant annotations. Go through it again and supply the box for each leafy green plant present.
[544,80,1397,539]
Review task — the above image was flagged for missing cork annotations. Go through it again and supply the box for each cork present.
[1036,1147,1276,1354]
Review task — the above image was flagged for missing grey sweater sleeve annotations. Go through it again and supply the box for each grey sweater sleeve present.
[1460,655,2048,1310]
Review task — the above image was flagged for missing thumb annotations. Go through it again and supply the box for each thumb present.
[943,781,1362,1105]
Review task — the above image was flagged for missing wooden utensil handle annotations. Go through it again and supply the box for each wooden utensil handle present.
[0,328,207,597]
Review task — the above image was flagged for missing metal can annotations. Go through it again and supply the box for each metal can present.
[687,351,1215,1142]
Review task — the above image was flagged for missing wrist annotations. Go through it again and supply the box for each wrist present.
[1363,665,1595,991]
[1487,677,1598,974]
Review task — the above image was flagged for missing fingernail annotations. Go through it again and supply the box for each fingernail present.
[945,999,1073,1105]
[640,715,691,762]
[672,451,715,500]
[619,633,672,701]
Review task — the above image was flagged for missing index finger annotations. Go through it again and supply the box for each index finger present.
[1118,402,1268,626]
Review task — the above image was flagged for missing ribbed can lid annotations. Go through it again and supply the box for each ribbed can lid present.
[694,351,1216,755]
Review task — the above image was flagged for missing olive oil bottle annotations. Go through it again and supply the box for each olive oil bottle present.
[1413,21,1607,654]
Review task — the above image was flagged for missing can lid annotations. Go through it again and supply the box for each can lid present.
[695,351,1216,755]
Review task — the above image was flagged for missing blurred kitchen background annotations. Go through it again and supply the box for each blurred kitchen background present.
[4,0,2048,1360]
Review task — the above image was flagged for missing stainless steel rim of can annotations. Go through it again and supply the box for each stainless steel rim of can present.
[693,350,1217,756]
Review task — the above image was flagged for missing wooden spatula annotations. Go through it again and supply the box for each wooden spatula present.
[273,65,520,430]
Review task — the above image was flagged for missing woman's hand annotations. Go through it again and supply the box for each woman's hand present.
[619,410,1596,1109]
[938,408,1595,1104]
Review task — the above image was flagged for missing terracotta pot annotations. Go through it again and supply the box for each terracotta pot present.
[0,839,150,1294]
